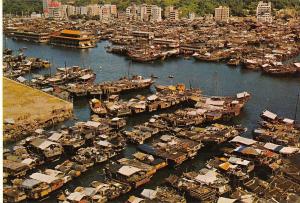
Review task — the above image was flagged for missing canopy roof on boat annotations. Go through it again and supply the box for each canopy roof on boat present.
[195,170,218,184]
[30,172,58,184]
[205,98,225,106]
[21,178,41,189]
[262,110,277,120]
[67,191,85,201]
[230,136,257,146]
[118,165,142,177]
[141,189,157,200]
[128,196,145,203]
[236,91,250,99]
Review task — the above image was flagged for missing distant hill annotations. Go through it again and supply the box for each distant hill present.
[3,0,43,15]
[3,0,300,17]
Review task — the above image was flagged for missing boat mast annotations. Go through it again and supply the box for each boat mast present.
[50,56,53,76]
[4,35,7,49]
[65,61,67,82]
[128,60,132,78]
[294,92,299,121]
[212,71,219,95]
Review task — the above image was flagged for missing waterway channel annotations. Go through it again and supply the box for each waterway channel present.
[4,37,300,202]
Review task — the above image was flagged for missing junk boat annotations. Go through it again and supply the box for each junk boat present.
[128,186,186,203]
[89,98,108,115]
[4,187,27,203]
[105,160,154,188]
[26,138,63,161]
[3,160,30,178]
[138,135,202,166]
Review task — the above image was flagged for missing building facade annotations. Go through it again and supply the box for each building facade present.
[126,4,138,20]
[43,0,52,14]
[87,5,100,16]
[100,4,117,20]
[214,6,230,22]
[150,5,162,22]
[164,6,179,21]
[256,1,272,23]
[80,6,88,15]
[126,4,162,22]
[67,5,75,16]
[48,6,62,19]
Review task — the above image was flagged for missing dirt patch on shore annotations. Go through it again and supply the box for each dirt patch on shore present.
[3,77,73,141]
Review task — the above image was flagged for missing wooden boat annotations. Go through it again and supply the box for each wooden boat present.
[106,163,153,188]
[132,151,168,170]
[110,117,126,129]
[90,179,131,200]
[147,101,160,112]
[165,175,217,202]
[27,138,63,161]
[227,58,240,66]
[42,60,51,68]
[3,187,27,203]
[3,160,29,178]
[159,100,172,109]
[262,64,297,75]
[89,98,107,115]
[128,51,162,62]
[21,179,51,200]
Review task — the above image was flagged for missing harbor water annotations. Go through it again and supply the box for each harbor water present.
[4,37,300,202]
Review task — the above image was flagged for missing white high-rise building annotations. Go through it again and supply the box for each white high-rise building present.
[100,4,117,20]
[87,4,100,16]
[126,4,162,21]
[150,5,162,22]
[126,4,138,20]
[214,6,230,22]
[256,1,272,23]
[80,6,88,15]
[164,6,173,18]
[67,5,75,16]
[140,4,148,21]
[48,6,62,19]
[61,5,68,19]
[75,7,81,15]
[165,6,179,21]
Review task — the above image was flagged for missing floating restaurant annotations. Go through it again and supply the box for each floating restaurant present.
[50,30,96,49]
[10,31,50,43]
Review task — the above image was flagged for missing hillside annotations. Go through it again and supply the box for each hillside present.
[3,0,300,17]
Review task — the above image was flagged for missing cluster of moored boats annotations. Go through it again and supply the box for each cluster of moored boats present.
[4,16,300,76]
[103,18,300,76]
[25,66,153,101]
[3,49,50,79]
[3,116,128,202]
[4,106,299,202]
[122,90,250,144]
[3,51,299,203]
[90,84,200,116]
